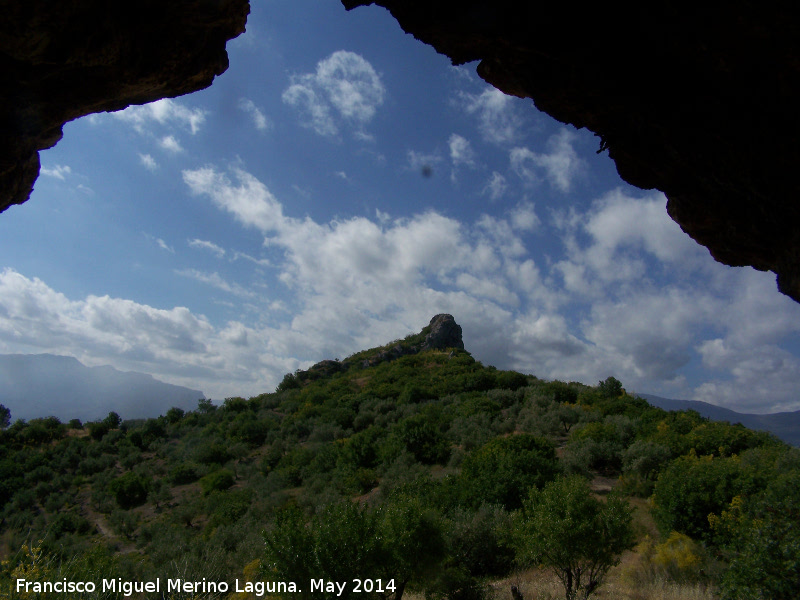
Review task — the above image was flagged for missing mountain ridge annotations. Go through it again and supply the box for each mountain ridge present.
[638,393,800,447]
[0,353,204,423]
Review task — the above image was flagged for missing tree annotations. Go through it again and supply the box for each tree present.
[459,434,559,510]
[165,406,185,424]
[264,502,386,600]
[103,411,121,429]
[0,403,10,429]
[516,475,634,600]
[652,452,744,541]
[380,495,446,600]
[197,397,216,413]
[108,472,149,509]
[713,470,800,600]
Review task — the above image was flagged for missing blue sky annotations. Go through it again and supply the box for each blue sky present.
[2,0,799,413]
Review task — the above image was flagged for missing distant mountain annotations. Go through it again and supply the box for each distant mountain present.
[0,354,205,422]
[638,393,800,447]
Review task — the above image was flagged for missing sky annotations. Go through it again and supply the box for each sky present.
[1,0,800,414]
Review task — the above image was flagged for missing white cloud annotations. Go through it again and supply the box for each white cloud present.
[407,149,443,175]
[175,269,255,299]
[159,135,183,153]
[448,134,476,168]
[483,171,508,201]
[553,189,706,294]
[139,154,158,171]
[183,167,285,232]
[40,164,72,180]
[188,239,226,258]
[510,203,540,232]
[7,166,800,412]
[458,87,523,145]
[448,133,477,182]
[113,98,207,135]
[233,251,271,268]
[238,98,271,131]
[511,129,584,192]
[282,50,385,138]
[0,268,306,399]
[156,238,174,253]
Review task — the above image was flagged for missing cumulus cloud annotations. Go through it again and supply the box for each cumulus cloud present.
[511,129,584,192]
[139,154,158,171]
[159,135,183,153]
[448,134,476,168]
[185,167,800,411]
[458,87,523,145]
[0,268,303,399]
[6,167,800,411]
[113,98,207,135]
[40,164,72,180]
[183,167,285,232]
[282,50,385,138]
[238,98,271,131]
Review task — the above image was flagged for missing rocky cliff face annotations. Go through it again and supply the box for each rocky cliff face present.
[0,0,249,213]
[422,313,464,351]
[342,1,800,303]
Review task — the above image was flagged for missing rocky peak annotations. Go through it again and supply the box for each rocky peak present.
[299,315,466,380]
[422,314,464,351]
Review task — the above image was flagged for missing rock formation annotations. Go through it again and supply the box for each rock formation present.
[342,1,800,303]
[300,314,465,379]
[422,313,464,351]
[0,0,250,213]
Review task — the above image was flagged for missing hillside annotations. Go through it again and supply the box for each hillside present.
[0,354,204,422]
[639,393,800,447]
[0,315,797,600]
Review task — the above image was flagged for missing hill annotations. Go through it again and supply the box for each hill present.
[0,315,797,600]
[0,353,204,422]
[639,393,800,447]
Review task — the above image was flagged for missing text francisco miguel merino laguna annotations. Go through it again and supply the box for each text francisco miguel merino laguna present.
[15,577,397,597]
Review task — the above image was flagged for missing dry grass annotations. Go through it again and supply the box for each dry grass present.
[483,568,717,600]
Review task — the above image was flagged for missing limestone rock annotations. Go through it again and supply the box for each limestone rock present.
[422,313,464,351]
[342,0,800,303]
[0,0,250,212]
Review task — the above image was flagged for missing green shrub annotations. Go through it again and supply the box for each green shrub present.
[109,472,149,509]
[200,470,235,495]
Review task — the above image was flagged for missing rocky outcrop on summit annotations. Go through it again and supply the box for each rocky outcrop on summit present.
[299,315,465,378]
[0,0,250,213]
[422,314,464,351]
[342,1,800,303]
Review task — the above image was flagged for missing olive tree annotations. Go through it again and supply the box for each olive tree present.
[516,475,634,600]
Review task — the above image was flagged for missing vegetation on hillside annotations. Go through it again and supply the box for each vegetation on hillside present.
[0,333,797,600]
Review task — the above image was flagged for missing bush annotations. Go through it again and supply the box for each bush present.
[169,463,199,485]
[200,470,235,495]
[109,472,149,509]
[459,434,559,510]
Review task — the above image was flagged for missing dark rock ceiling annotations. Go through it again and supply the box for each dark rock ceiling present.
[0,0,249,213]
[344,1,800,303]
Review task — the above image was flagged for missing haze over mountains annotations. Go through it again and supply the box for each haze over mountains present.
[638,393,800,447]
[0,354,204,422]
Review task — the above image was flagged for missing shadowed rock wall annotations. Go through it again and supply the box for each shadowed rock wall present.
[343,1,800,302]
[0,0,249,213]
